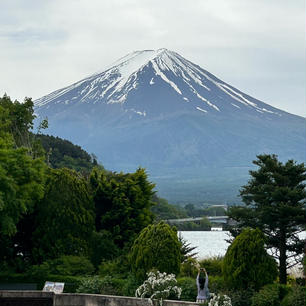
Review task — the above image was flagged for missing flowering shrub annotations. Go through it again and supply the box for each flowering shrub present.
[135,271,182,305]
[208,293,232,306]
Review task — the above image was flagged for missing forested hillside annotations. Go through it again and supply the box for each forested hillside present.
[36,134,101,174]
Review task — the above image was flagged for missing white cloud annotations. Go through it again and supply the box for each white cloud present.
[0,0,305,116]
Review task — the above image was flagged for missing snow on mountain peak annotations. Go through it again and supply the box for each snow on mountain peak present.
[34,49,281,118]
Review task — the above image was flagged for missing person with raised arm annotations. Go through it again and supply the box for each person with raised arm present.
[196,267,210,303]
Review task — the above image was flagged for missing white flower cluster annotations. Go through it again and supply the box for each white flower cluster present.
[135,271,182,305]
[208,293,232,306]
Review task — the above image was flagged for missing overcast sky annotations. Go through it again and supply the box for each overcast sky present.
[1,0,305,117]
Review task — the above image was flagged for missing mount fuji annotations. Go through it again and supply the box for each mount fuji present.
[34,48,306,203]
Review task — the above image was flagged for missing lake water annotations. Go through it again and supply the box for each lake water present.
[179,231,306,276]
[179,231,231,259]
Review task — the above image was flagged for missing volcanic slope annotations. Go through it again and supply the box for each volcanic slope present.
[34,48,306,203]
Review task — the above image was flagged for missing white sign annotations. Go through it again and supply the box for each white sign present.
[43,281,65,293]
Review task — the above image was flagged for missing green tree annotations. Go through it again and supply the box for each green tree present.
[89,230,120,268]
[90,167,155,248]
[223,228,278,291]
[129,222,181,280]
[0,104,46,237]
[228,154,306,284]
[0,94,36,148]
[32,168,95,262]
[0,146,46,237]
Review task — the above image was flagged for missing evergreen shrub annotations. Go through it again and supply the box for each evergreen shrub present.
[251,284,291,306]
[176,277,197,301]
[53,255,95,276]
[121,273,142,297]
[280,286,306,306]
[180,257,198,278]
[98,255,130,277]
[129,222,181,280]
[199,256,223,276]
[223,228,278,290]
[99,276,125,295]
[76,275,125,295]
[226,288,255,306]
[76,276,104,294]
[29,255,94,276]
[209,275,226,293]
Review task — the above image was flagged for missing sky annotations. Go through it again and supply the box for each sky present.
[1,0,305,117]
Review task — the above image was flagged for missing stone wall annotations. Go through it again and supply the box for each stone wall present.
[0,291,198,306]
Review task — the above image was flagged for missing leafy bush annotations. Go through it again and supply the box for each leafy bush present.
[209,275,226,293]
[176,277,197,301]
[199,257,223,276]
[27,262,51,279]
[180,257,198,278]
[29,256,94,276]
[76,276,104,294]
[53,255,95,276]
[90,230,120,268]
[226,289,255,306]
[251,284,280,306]
[121,273,142,297]
[99,276,125,296]
[251,284,290,306]
[281,286,306,306]
[99,260,120,276]
[223,228,278,290]
[76,275,125,295]
[98,255,131,277]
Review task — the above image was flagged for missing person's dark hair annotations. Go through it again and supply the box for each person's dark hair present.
[199,271,205,289]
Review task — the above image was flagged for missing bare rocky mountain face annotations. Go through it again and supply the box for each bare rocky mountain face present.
[34,49,306,203]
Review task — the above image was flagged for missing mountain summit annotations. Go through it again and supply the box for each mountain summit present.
[36,48,285,117]
[34,49,306,203]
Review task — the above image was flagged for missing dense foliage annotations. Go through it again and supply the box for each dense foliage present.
[280,285,306,306]
[32,168,95,262]
[228,154,306,284]
[199,257,224,276]
[0,94,36,148]
[90,168,155,249]
[129,222,181,280]
[29,256,95,277]
[0,97,46,237]
[0,94,157,274]
[251,284,290,306]
[223,228,278,291]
